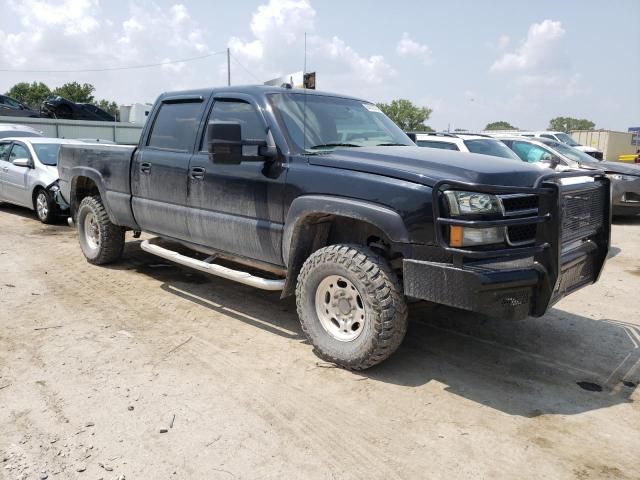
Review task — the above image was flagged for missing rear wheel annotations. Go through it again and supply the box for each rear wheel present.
[296,244,408,370]
[77,196,124,265]
[34,189,56,224]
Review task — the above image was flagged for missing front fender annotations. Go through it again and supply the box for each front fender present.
[283,195,410,265]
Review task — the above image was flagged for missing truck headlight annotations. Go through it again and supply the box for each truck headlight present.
[444,191,502,216]
[443,191,505,247]
[607,174,637,182]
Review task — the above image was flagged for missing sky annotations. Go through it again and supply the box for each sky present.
[0,0,639,131]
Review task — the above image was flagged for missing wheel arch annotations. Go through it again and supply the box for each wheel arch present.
[280,195,410,298]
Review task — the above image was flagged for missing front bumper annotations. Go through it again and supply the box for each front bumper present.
[611,177,640,215]
[404,172,610,321]
[404,242,600,321]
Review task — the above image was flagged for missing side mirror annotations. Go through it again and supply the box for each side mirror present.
[12,158,31,168]
[540,153,560,169]
[207,121,242,165]
[207,121,277,164]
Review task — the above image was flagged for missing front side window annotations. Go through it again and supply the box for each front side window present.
[511,141,557,163]
[9,144,30,162]
[417,140,459,151]
[1,96,23,109]
[463,139,520,160]
[0,142,11,161]
[269,93,412,152]
[203,99,265,155]
[33,144,61,166]
[148,101,205,151]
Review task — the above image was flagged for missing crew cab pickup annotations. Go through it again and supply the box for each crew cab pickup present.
[57,86,611,370]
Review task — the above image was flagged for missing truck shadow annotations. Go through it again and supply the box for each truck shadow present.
[118,242,638,418]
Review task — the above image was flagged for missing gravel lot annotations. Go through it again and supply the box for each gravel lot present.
[0,204,639,480]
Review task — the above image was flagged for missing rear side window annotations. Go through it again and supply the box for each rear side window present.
[148,101,205,151]
[417,140,459,151]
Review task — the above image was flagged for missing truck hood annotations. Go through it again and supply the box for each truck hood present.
[575,145,600,153]
[308,146,547,187]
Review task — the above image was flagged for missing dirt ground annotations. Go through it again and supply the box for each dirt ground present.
[0,204,639,480]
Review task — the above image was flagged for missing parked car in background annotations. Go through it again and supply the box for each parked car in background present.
[414,132,522,160]
[41,96,115,122]
[486,130,603,160]
[0,94,41,118]
[500,136,640,216]
[0,137,83,223]
[0,124,43,139]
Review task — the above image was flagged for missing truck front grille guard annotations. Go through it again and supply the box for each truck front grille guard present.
[431,170,609,261]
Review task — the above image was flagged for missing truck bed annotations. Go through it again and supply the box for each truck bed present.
[58,143,137,228]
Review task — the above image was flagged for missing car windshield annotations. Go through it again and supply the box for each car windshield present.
[548,141,600,163]
[463,139,521,160]
[269,93,413,152]
[32,143,61,166]
[555,133,581,147]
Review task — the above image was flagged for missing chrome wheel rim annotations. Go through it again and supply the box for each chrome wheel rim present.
[36,193,48,220]
[315,275,366,342]
[83,212,100,250]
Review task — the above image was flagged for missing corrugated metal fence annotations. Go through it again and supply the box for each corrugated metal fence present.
[0,116,143,145]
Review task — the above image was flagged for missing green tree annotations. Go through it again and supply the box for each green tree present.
[485,121,517,131]
[548,116,595,133]
[376,99,433,132]
[52,82,95,103]
[5,81,52,109]
[95,99,119,120]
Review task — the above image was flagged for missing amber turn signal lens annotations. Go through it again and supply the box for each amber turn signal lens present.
[449,226,463,247]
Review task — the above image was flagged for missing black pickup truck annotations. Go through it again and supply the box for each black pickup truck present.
[58,85,611,369]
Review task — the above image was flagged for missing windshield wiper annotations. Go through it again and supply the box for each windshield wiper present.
[308,143,361,150]
[376,142,409,146]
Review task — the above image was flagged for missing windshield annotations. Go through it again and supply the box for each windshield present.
[32,143,61,166]
[555,133,581,147]
[548,141,600,163]
[463,139,521,160]
[269,93,413,152]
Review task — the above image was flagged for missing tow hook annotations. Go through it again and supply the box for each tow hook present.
[133,231,141,239]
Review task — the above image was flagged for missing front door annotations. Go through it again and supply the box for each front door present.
[186,97,286,266]
[4,142,33,207]
[0,141,12,201]
[131,98,206,241]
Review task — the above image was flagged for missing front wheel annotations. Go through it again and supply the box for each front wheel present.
[34,189,56,224]
[296,244,408,370]
[77,196,124,265]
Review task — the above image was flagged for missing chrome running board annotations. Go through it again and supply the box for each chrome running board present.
[140,239,285,291]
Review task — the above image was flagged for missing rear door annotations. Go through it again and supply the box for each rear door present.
[131,97,206,240]
[186,95,286,265]
[4,142,33,207]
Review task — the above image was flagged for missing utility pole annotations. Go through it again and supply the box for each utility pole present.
[227,48,231,86]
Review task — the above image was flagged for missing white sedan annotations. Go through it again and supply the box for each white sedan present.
[0,137,83,223]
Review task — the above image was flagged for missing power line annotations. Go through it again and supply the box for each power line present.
[0,50,227,73]
[229,52,262,83]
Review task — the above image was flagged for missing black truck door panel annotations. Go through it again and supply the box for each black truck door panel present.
[187,98,286,266]
[131,99,205,241]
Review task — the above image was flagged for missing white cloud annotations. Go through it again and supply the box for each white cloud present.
[490,19,585,96]
[229,0,396,87]
[0,1,216,103]
[396,32,432,65]
[491,19,566,73]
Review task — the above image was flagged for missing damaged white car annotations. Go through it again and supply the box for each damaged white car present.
[0,137,83,223]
